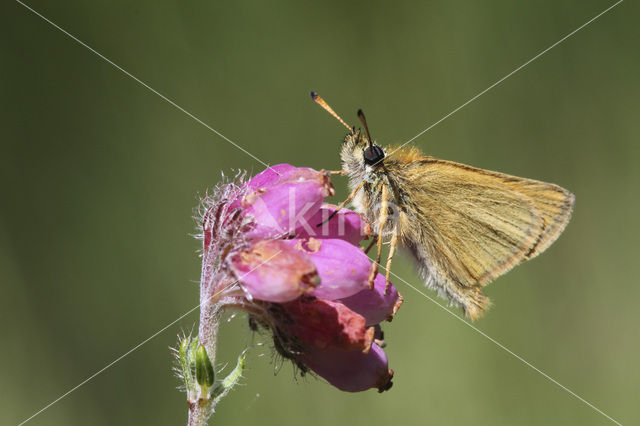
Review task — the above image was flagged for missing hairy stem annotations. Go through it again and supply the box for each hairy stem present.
[188,399,211,426]
[187,297,220,425]
[187,249,225,426]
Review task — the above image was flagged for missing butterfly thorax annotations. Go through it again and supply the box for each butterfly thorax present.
[340,132,415,237]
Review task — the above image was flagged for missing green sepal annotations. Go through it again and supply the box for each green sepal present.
[178,337,193,390]
[212,349,248,404]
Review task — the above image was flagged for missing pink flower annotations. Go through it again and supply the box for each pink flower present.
[338,273,404,327]
[198,164,402,393]
[227,239,319,303]
[298,343,393,393]
[279,297,374,352]
[283,238,372,300]
[233,164,335,239]
[295,204,366,245]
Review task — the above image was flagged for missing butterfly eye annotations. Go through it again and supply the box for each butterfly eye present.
[363,145,385,165]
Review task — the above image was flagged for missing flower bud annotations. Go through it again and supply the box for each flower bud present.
[195,345,215,388]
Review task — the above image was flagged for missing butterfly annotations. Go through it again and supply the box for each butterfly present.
[311,92,574,320]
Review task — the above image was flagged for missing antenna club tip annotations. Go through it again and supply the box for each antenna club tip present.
[309,91,353,132]
[357,109,364,117]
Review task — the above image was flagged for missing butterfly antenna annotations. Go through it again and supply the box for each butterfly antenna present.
[310,91,352,132]
[357,109,374,148]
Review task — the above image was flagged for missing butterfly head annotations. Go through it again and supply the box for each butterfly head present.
[363,144,385,166]
[358,109,385,166]
[310,91,385,177]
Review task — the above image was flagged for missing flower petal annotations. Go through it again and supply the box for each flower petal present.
[298,343,394,393]
[227,240,319,302]
[294,204,367,245]
[338,273,403,326]
[284,238,372,300]
[280,297,374,352]
[239,166,334,239]
[243,164,297,191]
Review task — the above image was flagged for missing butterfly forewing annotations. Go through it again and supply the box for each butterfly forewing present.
[386,150,574,319]
[501,178,575,259]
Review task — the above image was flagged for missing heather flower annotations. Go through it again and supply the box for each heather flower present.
[227,239,319,303]
[338,272,403,327]
[295,203,366,245]
[181,164,403,425]
[298,342,393,392]
[232,164,334,239]
[283,237,373,300]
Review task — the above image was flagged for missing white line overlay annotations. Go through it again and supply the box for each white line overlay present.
[383,266,623,425]
[17,305,200,426]
[382,0,624,163]
[17,250,283,425]
[14,1,624,425]
[15,0,273,171]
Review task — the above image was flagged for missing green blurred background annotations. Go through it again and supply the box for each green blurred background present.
[2,0,638,425]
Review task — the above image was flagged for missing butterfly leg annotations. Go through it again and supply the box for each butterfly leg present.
[368,251,380,289]
[317,180,365,227]
[368,184,389,289]
[384,229,399,294]
[363,234,378,254]
[328,169,346,175]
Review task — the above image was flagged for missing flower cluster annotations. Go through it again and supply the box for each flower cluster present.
[198,164,402,392]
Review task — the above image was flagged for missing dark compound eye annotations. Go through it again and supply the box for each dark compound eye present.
[363,145,385,165]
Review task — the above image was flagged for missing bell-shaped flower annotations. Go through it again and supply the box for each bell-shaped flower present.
[297,343,394,393]
[227,239,319,303]
[294,204,367,245]
[338,272,403,326]
[235,165,334,239]
[283,238,373,300]
[198,164,402,394]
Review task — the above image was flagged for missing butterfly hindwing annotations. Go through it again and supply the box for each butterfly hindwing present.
[385,152,574,319]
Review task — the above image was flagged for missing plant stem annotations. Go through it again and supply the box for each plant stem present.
[187,265,223,426]
[188,398,211,426]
